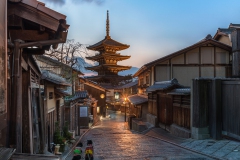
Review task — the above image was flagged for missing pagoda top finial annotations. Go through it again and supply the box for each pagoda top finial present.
[106,10,110,39]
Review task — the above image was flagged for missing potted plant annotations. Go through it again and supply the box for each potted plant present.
[53,122,65,153]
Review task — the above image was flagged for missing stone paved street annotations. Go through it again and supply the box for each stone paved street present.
[65,111,214,160]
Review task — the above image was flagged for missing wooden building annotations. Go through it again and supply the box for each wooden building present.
[64,90,89,136]
[114,81,138,111]
[134,34,232,138]
[0,0,9,152]
[191,26,240,140]
[3,0,69,157]
[79,77,106,118]
[40,70,71,149]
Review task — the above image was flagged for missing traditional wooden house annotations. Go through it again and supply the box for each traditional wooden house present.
[114,81,138,111]
[64,90,89,136]
[0,1,16,159]
[35,55,85,144]
[79,77,106,119]
[134,34,232,138]
[191,25,240,141]
[40,70,71,149]
[4,0,69,157]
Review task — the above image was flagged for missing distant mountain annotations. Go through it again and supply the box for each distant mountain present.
[118,67,139,76]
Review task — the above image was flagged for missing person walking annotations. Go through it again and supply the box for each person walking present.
[85,140,94,160]
[72,142,83,160]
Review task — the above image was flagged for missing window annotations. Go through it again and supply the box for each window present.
[146,75,149,84]
[49,92,53,99]
[140,78,144,85]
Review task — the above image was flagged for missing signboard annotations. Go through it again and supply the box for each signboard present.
[80,106,88,117]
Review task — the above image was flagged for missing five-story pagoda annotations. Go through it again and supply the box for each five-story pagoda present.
[85,11,131,85]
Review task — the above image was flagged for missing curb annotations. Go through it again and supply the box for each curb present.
[134,128,223,160]
[60,120,101,160]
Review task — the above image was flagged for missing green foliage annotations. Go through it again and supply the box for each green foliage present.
[53,122,64,145]
[63,121,72,140]
[53,122,68,152]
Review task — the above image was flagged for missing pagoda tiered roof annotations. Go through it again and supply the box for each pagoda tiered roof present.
[85,10,131,84]
[85,64,131,72]
[86,52,130,61]
[85,75,125,83]
[87,37,130,51]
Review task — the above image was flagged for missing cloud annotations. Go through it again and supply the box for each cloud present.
[42,0,66,6]
[42,0,105,6]
[72,0,105,5]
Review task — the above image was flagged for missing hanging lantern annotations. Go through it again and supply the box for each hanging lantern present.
[100,94,105,99]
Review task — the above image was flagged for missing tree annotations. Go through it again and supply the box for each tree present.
[45,39,89,72]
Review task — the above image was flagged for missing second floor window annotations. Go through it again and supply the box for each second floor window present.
[140,78,144,85]
[49,92,53,99]
[146,75,149,84]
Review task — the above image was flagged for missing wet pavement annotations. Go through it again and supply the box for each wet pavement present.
[64,110,216,160]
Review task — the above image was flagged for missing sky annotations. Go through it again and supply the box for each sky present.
[40,0,240,69]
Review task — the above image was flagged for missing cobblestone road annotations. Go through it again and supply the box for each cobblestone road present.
[66,111,215,160]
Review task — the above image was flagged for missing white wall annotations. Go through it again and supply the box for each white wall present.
[201,67,214,77]
[186,48,199,64]
[218,36,232,46]
[173,66,199,87]
[155,66,170,81]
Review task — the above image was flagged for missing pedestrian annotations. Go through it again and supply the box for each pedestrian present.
[72,142,83,160]
[85,140,94,160]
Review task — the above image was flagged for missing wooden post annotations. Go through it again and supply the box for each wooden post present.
[22,64,33,153]
[0,0,7,147]
[209,79,222,140]
[10,40,23,152]
[191,78,210,140]
[231,29,240,77]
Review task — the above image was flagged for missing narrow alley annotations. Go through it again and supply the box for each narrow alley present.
[65,111,214,160]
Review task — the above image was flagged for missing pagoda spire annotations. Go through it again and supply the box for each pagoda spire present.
[106,10,110,39]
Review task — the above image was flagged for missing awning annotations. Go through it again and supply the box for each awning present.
[54,88,71,96]
[128,94,148,105]
[146,78,183,93]
[41,70,71,86]
[65,90,89,101]
[167,88,191,95]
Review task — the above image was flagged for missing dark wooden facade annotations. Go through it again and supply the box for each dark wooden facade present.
[3,0,69,156]
[146,79,191,137]
[172,95,190,129]
[193,78,240,140]
[80,78,106,117]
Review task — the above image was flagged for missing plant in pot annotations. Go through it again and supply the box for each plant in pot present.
[63,121,75,145]
[53,122,65,153]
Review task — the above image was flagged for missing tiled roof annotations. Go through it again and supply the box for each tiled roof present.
[116,81,138,89]
[167,88,191,95]
[41,70,71,86]
[146,78,183,92]
[65,90,88,101]
[87,37,130,51]
[128,94,148,105]
[55,88,71,96]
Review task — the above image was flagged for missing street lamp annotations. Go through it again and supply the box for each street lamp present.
[124,97,127,122]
